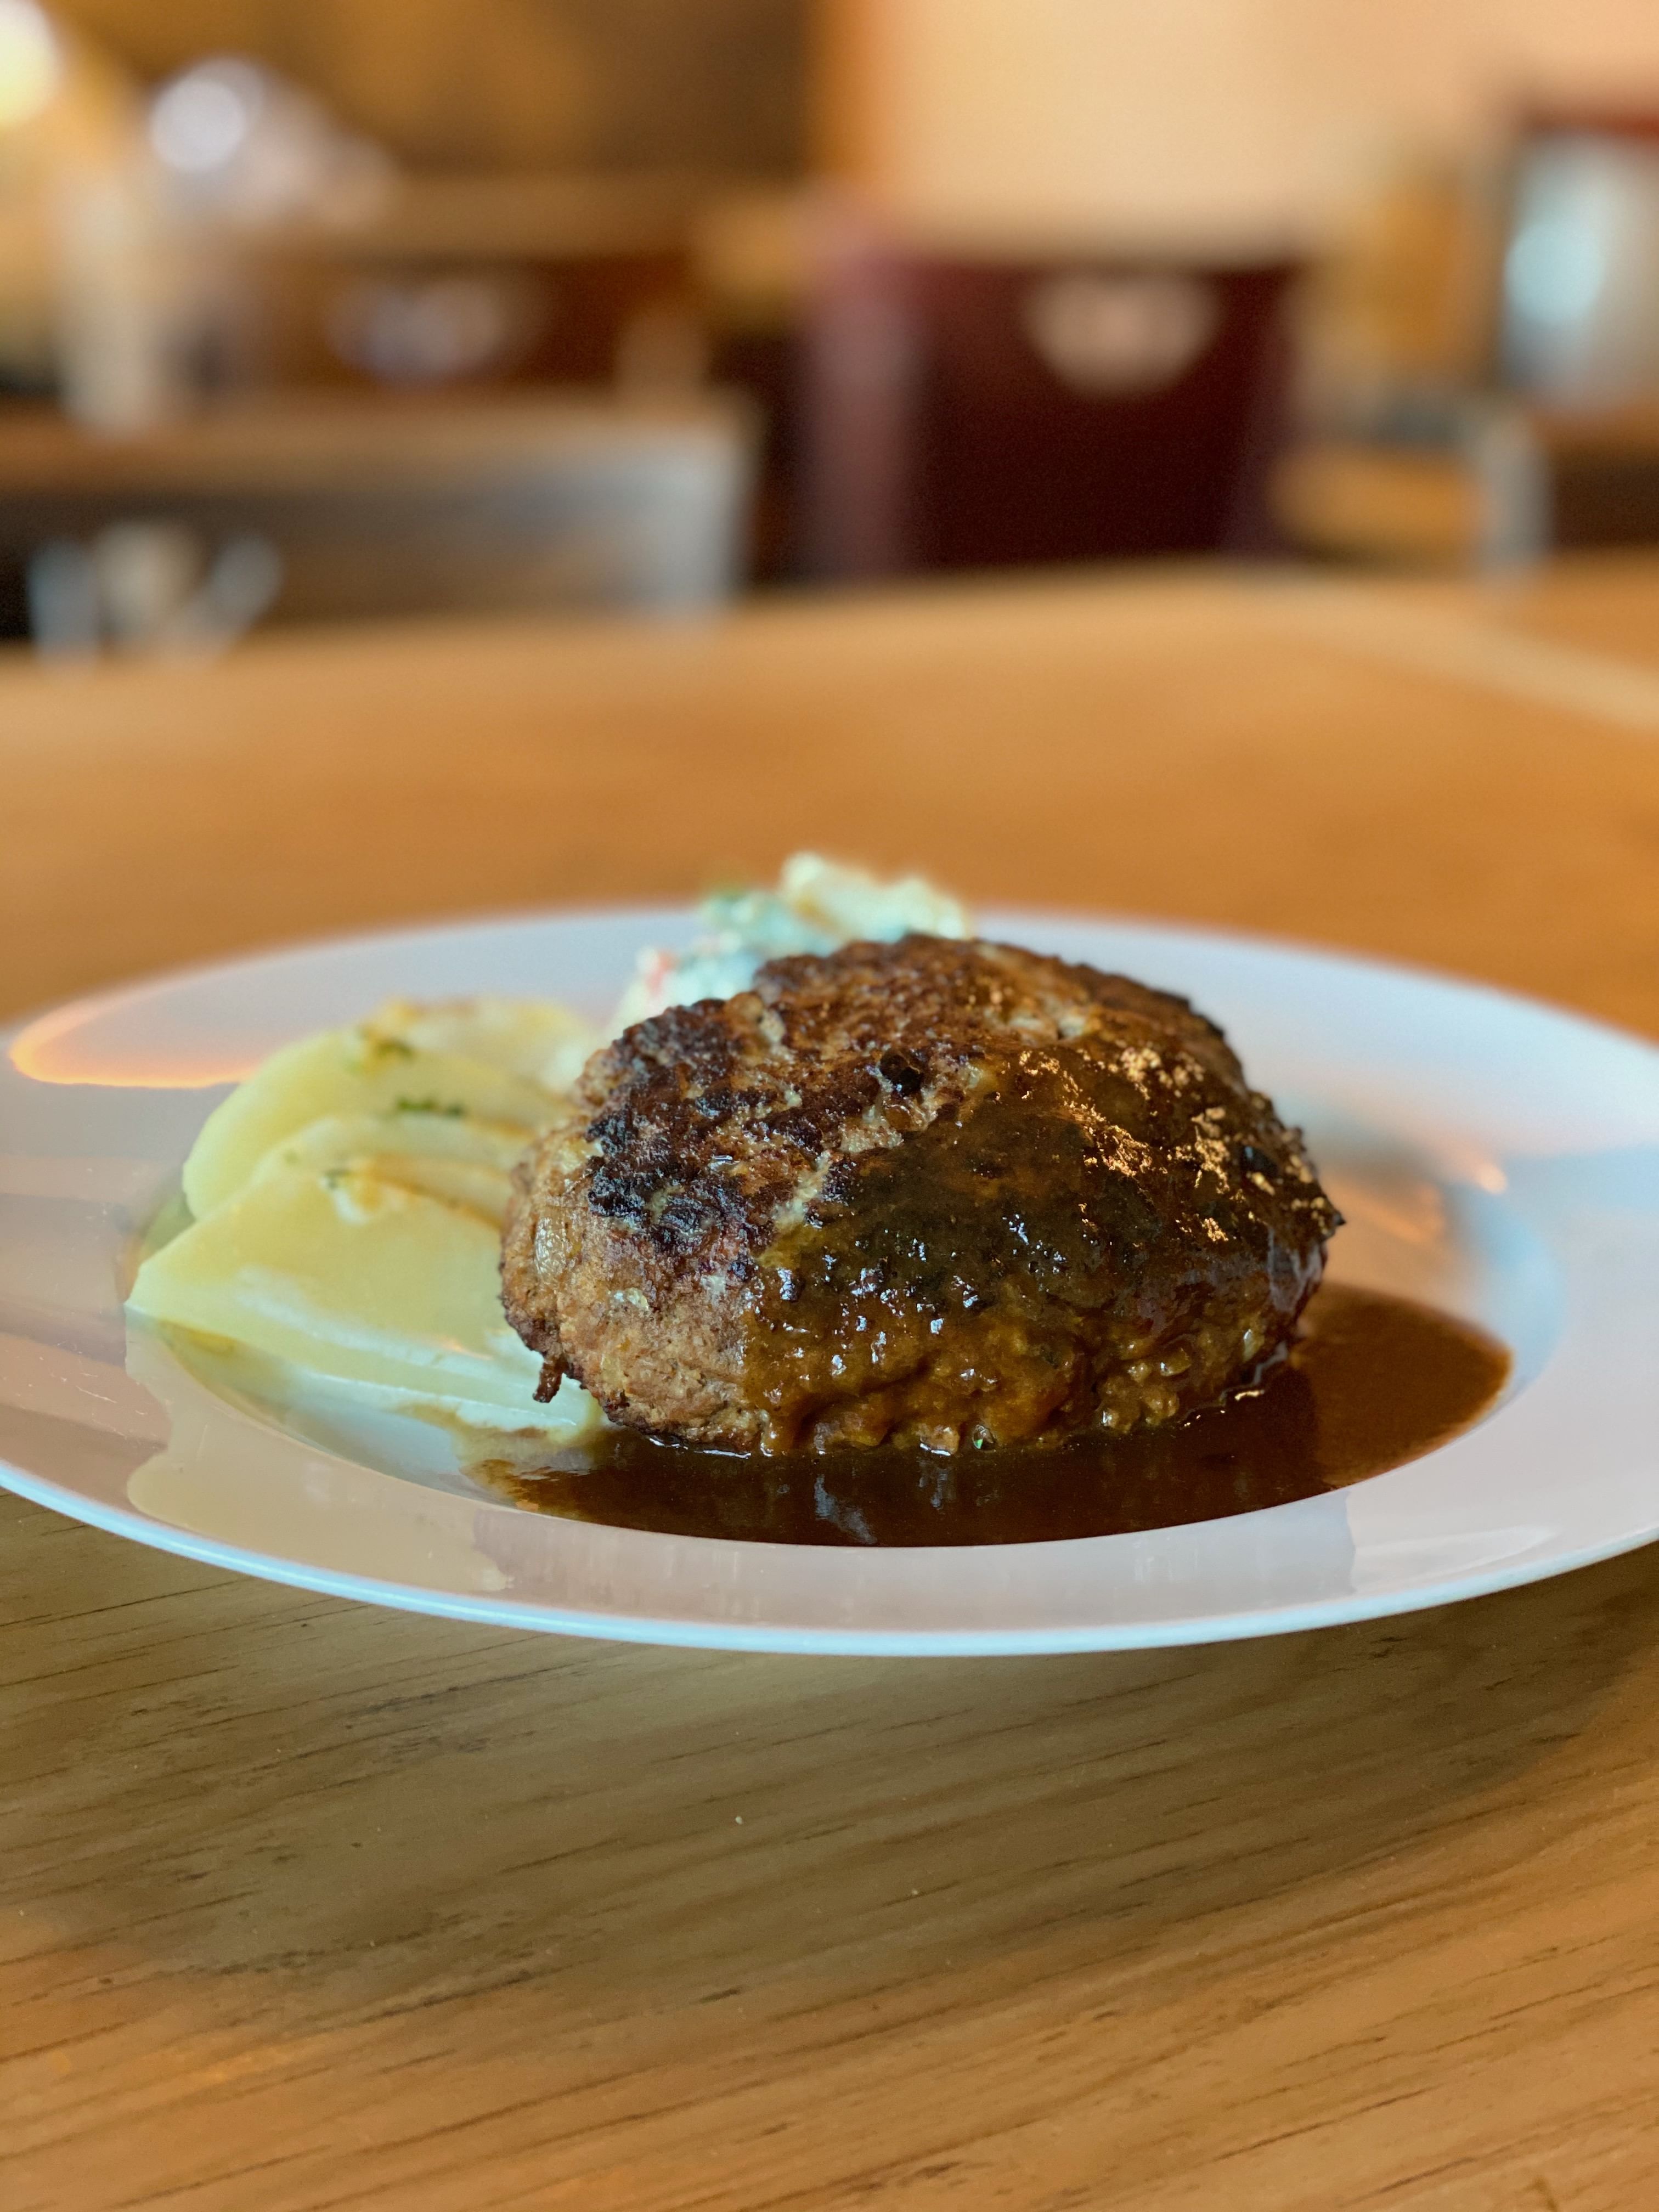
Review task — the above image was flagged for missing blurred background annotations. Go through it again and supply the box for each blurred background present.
[2,0,1659,652]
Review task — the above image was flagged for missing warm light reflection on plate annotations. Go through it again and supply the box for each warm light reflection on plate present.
[7,998,262,1088]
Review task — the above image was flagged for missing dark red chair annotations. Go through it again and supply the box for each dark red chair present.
[798,211,1298,579]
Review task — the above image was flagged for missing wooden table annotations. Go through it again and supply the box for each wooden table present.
[5,556,1659,2210]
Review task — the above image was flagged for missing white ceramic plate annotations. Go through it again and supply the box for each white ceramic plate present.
[3,907,1657,1654]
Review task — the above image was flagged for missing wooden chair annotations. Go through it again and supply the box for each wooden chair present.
[797,214,1299,579]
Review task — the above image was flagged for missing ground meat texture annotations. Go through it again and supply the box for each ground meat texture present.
[501,936,1340,1455]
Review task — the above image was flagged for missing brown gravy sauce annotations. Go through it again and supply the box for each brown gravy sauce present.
[470,1285,1510,1548]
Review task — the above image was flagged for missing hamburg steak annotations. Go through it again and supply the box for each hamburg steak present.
[502,936,1339,1454]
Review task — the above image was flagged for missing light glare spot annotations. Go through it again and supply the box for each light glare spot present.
[0,0,60,131]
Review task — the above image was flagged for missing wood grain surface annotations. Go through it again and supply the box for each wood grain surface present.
[5,555,1659,2210]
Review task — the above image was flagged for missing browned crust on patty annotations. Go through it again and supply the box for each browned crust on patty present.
[501,935,1339,1453]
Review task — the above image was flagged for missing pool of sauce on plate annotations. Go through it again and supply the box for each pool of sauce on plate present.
[470,1284,1510,1548]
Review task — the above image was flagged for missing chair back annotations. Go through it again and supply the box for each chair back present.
[800,221,1297,578]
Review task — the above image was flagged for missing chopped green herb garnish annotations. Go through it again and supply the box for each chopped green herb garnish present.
[394,1096,466,1116]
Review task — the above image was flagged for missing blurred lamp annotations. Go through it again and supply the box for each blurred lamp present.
[149,55,259,174]
[0,0,61,131]
[147,54,392,228]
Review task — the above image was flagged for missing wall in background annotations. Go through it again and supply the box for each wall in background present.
[825,0,1659,251]
[52,0,810,173]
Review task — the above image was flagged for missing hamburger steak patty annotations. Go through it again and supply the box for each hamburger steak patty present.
[502,936,1340,1455]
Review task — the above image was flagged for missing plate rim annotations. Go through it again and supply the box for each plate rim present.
[7,1446,1659,1656]
[10,895,1659,1069]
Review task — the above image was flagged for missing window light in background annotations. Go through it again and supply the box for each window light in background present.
[1502,129,1659,405]
[0,0,60,133]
